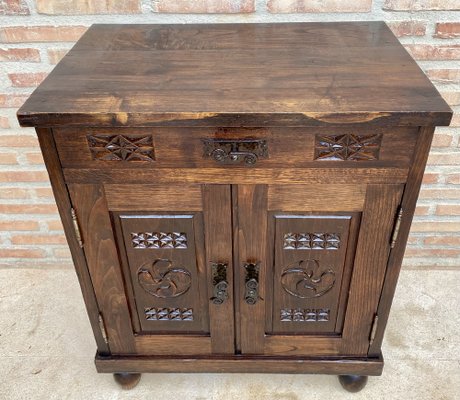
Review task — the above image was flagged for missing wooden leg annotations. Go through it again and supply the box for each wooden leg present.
[338,375,368,393]
[113,373,142,390]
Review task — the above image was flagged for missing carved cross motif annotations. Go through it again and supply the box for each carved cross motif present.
[87,134,155,161]
[314,133,382,161]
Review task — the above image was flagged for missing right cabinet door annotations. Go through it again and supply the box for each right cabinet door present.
[235,184,403,357]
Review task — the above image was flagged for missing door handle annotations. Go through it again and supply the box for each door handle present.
[210,262,229,305]
[244,262,261,305]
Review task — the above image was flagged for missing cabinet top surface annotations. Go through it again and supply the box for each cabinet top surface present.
[18,22,452,128]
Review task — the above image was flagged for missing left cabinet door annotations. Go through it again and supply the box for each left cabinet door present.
[68,183,235,356]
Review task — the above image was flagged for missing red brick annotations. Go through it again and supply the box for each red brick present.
[446,174,460,184]
[436,205,460,215]
[156,0,254,13]
[424,236,460,246]
[405,44,460,61]
[8,72,48,88]
[11,234,67,245]
[431,133,453,147]
[46,219,64,231]
[411,221,460,232]
[404,248,460,257]
[0,204,57,214]
[46,219,63,231]
[435,23,460,39]
[37,0,141,14]
[384,0,460,10]
[0,26,87,43]
[0,0,30,15]
[0,48,40,62]
[387,21,427,37]
[414,205,430,215]
[35,187,54,198]
[0,93,30,108]
[419,188,460,199]
[0,248,46,258]
[24,152,44,165]
[0,153,18,164]
[0,220,39,231]
[0,116,10,128]
[53,247,72,258]
[0,135,38,147]
[422,173,440,184]
[427,69,460,83]
[0,188,30,199]
[47,48,69,64]
[440,91,460,106]
[0,171,49,182]
[268,0,371,12]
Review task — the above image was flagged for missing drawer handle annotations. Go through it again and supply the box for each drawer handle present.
[202,139,268,166]
[210,262,229,305]
[244,262,261,305]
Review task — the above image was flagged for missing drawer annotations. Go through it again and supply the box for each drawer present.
[53,126,418,170]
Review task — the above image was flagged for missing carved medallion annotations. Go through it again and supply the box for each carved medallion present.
[280,308,330,322]
[137,258,191,298]
[314,133,382,161]
[131,232,187,249]
[281,259,335,299]
[87,134,155,161]
[283,232,340,250]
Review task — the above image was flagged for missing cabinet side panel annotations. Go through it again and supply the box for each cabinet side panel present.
[369,127,435,356]
[341,184,403,355]
[68,184,136,354]
[36,128,109,354]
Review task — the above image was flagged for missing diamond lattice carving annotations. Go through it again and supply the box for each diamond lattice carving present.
[283,233,340,250]
[144,307,194,321]
[131,232,187,249]
[314,133,382,161]
[87,134,155,161]
[280,308,330,322]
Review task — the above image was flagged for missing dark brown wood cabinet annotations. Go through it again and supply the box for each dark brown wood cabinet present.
[17,22,452,392]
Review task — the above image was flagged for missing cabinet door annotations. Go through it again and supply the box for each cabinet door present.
[68,184,234,355]
[235,184,403,356]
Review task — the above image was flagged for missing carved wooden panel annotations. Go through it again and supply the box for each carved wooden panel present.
[117,213,208,333]
[87,134,155,161]
[280,308,330,322]
[131,232,187,249]
[271,214,357,335]
[314,133,382,161]
[145,307,194,321]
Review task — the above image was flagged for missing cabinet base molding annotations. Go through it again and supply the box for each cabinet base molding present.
[96,353,383,376]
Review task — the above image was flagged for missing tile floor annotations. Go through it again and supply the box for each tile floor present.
[0,266,459,400]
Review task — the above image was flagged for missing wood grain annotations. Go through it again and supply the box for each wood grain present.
[203,185,235,354]
[95,353,384,375]
[340,184,403,355]
[18,23,452,127]
[63,167,410,185]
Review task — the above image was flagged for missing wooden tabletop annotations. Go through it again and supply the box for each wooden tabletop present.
[18,22,452,128]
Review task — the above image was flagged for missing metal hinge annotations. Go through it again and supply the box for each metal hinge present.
[70,207,83,247]
[98,313,109,345]
[390,207,403,249]
[369,314,379,345]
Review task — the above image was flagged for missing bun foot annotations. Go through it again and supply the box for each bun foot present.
[113,372,141,390]
[338,375,368,393]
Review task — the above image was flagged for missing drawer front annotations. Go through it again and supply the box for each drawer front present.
[54,126,418,170]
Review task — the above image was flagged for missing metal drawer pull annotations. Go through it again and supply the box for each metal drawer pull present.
[244,262,261,305]
[202,139,268,165]
[210,262,229,305]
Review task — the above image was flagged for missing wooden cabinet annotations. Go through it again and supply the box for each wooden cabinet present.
[17,22,452,392]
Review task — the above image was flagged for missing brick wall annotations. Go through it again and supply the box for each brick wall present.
[0,0,459,269]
